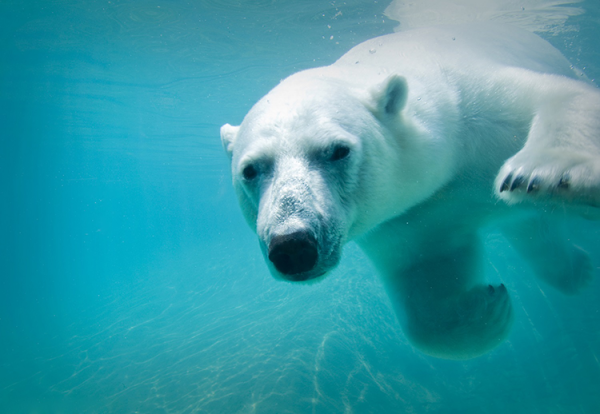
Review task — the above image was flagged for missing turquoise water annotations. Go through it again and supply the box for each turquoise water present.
[1,1,600,413]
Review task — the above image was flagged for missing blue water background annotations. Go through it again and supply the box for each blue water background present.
[1,1,600,413]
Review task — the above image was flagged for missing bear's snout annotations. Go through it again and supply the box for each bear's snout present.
[268,230,318,280]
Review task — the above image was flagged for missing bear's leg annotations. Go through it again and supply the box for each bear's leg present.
[501,214,593,295]
[495,74,600,207]
[383,236,514,360]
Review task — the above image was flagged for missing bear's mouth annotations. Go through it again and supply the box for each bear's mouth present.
[279,270,327,282]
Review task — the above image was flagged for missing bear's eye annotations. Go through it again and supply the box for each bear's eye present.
[242,164,258,181]
[331,145,351,161]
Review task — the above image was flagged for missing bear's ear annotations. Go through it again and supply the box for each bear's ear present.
[370,75,408,119]
[220,123,240,159]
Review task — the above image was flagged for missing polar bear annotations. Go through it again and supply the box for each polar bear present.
[220,24,600,359]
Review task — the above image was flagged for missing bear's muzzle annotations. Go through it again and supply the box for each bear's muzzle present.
[267,230,319,280]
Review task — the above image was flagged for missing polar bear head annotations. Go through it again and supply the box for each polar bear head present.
[221,70,444,282]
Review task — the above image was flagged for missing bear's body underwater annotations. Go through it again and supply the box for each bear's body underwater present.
[221,24,600,359]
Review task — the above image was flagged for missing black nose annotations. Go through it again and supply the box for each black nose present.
[268,231,318,278]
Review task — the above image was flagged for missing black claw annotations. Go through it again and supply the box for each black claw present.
[558,174,570,190]
[500,173,513,193]
[499,283,507,292]
[488,284,495,294]
[527,177,541,193]
[510,175,526,191]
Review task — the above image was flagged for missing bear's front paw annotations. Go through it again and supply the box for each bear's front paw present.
[496,148,600,207]
[459,283,513,337]
[405,283,514,359]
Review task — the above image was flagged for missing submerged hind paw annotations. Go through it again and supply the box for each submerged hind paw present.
[543,245,594,295]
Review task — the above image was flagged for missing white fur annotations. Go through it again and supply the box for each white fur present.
[384,0,583,33]
[221,24,599,359]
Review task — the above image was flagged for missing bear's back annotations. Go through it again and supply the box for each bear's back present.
[335,24,576,82]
